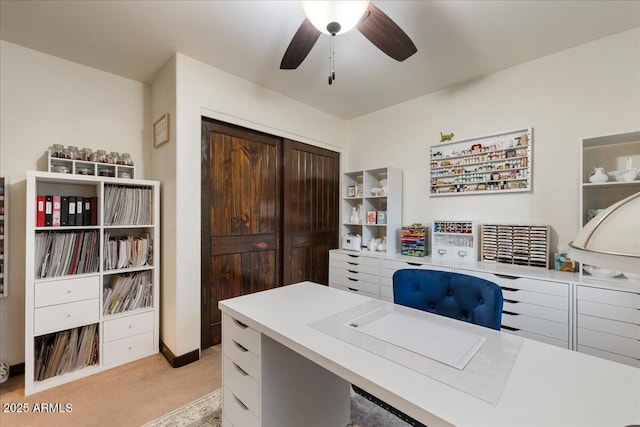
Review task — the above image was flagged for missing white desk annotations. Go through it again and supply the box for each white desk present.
[219,282,640,427]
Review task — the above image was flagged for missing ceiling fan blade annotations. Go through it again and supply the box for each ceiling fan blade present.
[280,18,321,69]
[356,3,417,62]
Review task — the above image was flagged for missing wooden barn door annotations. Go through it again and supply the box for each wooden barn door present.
[201,120,280,348]
[282,139,340,285]
[201,119,340,348]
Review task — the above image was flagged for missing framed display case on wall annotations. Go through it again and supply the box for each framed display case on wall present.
[429,128,532,196]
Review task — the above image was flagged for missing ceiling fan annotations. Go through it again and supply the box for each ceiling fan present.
[280,1,417,84]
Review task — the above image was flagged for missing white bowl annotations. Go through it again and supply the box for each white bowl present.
[583,265,622,278]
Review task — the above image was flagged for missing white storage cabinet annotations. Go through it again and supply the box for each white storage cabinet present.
[329,251,381,299]
[25,171,160,395]
[575,283,640,368]
[457,269,571,348]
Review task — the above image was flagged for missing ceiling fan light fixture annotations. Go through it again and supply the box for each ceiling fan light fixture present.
[301,0,369,35]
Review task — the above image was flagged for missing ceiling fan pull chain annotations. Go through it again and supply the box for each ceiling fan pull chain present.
[328,35,335,85]
[332,36,336,82]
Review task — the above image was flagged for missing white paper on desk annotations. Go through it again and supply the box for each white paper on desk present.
[345,308,486,370]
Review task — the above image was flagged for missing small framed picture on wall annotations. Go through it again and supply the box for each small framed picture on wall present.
[153,113,170,148]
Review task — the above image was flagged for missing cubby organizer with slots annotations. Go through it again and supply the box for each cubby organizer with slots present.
[25,171,159,395]
[481,224,550,268]
[429,128,532,196]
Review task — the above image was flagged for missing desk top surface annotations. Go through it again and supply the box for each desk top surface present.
[219,282,640,427]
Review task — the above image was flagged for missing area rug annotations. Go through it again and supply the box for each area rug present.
[144,388,410,427]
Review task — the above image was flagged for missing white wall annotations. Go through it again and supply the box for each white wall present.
[346,28,640,252]
[1,26,638,365]
[150,57,178,356]
[0,41,150,365]
[152,53,347,357]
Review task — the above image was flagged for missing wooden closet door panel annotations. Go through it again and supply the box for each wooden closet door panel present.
[201,119,280,348]
[209,134,277,236]
[283,140,340,286]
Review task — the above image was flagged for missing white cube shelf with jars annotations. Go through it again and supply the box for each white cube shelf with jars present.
[48,145,135,179]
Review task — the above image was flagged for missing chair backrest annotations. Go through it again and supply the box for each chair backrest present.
[392,269,503,330]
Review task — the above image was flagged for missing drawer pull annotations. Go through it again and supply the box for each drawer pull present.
[501,325,520,331]
[233,340,249,353]
[347,262,359,266]
[128,346,133,350]
[501,286,519,292]
[437,249,446,255]
[458,250,468,257]
[503,299,519,304]
[66,313,71,318]
[495,273,519,280]
[66,289,72,294]
[128,325,133,329]
[233,394,249,411]
[347,270,358,274]
[347,278,358,282]
[502,310,519,316]
[406,262,422,266]
[233,361,249,376]
[347,254,359,258]
[233,318,248,329]
[347,287,358,292]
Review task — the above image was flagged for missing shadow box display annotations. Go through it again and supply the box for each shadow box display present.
[429,128,532,196]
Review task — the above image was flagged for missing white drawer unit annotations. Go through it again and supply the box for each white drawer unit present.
[576,285,640,367]
[102,330,155,366]
[380,258,453,302]
[329,251,380,298]
[459,269,571,348]
[34,275,100,308]
[34,298,100,335]
[103,311,154,343]
[223,313,261,427]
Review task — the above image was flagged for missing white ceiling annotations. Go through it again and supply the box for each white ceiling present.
[1,0,639,120]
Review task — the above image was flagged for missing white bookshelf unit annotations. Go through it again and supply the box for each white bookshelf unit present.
[341,167,402,253]
[25,171,159,395]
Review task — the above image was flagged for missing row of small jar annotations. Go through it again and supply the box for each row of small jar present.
[50,144,134,166]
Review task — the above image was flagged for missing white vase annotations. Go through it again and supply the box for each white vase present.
[589,167,608,183]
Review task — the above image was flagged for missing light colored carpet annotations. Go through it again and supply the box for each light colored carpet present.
[144,388,411,427]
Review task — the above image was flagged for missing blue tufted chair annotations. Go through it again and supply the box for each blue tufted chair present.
[352,269,503,427]
[392,269,503,330]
